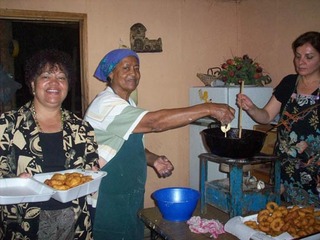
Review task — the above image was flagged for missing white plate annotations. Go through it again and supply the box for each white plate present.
[33,169,107,203]
[0,178,55,205]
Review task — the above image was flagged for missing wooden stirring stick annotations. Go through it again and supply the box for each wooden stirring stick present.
[238,80,244,138]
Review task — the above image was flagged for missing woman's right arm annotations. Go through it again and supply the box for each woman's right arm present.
[133,102,235,133]
[237,94,281,124]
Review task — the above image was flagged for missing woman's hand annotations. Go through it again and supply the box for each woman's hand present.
[153,156,174,178]
[18,172,31,178]
[209,103,235,125]
[236,93,254,111]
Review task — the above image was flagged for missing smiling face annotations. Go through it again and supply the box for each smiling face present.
[109,56,140,100]
[294,42,320,77]
[31,64,69,108]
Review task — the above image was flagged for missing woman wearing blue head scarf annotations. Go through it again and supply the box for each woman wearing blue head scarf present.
[85,48,235,240]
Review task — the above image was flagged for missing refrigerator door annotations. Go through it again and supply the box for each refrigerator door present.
[190,86,273,129]
[189,86,273,190]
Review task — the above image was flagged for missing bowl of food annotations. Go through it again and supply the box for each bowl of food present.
[152,187,200,222]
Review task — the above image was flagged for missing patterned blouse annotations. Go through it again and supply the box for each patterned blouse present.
[0,101,99,240]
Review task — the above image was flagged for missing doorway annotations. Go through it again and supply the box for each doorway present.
[12,21,81,115]
[0,9,88,117]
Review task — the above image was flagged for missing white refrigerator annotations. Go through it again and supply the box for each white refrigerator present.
[189,86,273,190]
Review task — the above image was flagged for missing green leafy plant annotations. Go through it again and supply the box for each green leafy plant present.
[219,54,272,86]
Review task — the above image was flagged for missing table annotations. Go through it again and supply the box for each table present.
[138,204,238,240]
[200,153,281,217]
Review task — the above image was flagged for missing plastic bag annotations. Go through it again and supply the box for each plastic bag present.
[0,66,21,104]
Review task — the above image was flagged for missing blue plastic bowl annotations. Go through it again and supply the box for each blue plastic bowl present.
[152,187,200,222]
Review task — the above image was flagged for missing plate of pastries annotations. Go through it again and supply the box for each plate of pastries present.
[34,169,107,203]
[243,201,320,239]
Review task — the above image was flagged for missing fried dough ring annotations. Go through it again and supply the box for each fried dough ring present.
[244,220,258,230]
[314,223,320,231]
[257,209,270,223]
[302,215,315,226]
[271,210,283,218]
[51,173,67,181]
[49,179,64,186]
[258,221,270,232]
[297,230,308,238]
[277,206,288,215]
[280,222,291,232]
[81,175,93,184]
[53,185,70,190]
[266,201,278,213]
[284,210,299,222]
[289,205,300,212]
[270,218,284,232]
[65,176,82,187]
[314,210,320,217]
[66,172,83,178]
[44,179,53,187]
[301,206,314,214]
[266,216,274,223]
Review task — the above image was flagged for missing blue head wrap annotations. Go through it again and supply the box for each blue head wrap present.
[94,49,139,82]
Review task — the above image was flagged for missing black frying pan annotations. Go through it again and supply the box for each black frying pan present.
[201,127,267,159]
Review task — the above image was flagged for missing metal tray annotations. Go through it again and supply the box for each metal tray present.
[33,169,107,203]
[0,178,55,205]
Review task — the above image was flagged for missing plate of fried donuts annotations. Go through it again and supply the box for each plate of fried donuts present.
[225,201,320,240]
[33,169,107,203]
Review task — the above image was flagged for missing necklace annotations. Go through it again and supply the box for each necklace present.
[297,75,320,93]
[31,103,64,133]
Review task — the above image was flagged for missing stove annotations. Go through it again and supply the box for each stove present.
[199,153,281,217]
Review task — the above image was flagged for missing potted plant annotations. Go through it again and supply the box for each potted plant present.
[219,54,272,86]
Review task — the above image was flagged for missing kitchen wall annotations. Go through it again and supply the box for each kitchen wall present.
[0,0,319,207]
[240,0,320,88]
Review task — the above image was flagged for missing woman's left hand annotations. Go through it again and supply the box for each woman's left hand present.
[18,172,32,178]
[153,156,174,178]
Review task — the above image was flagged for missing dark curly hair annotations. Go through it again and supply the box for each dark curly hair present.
[292,31,320,53]
[25,49,75,93]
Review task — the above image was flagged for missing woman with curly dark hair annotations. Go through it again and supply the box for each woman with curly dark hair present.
[0,49,99,240]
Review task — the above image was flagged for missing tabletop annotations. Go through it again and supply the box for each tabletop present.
[138,204,238,240]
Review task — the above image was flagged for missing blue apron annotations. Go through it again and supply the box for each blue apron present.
[93,133,147,240]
